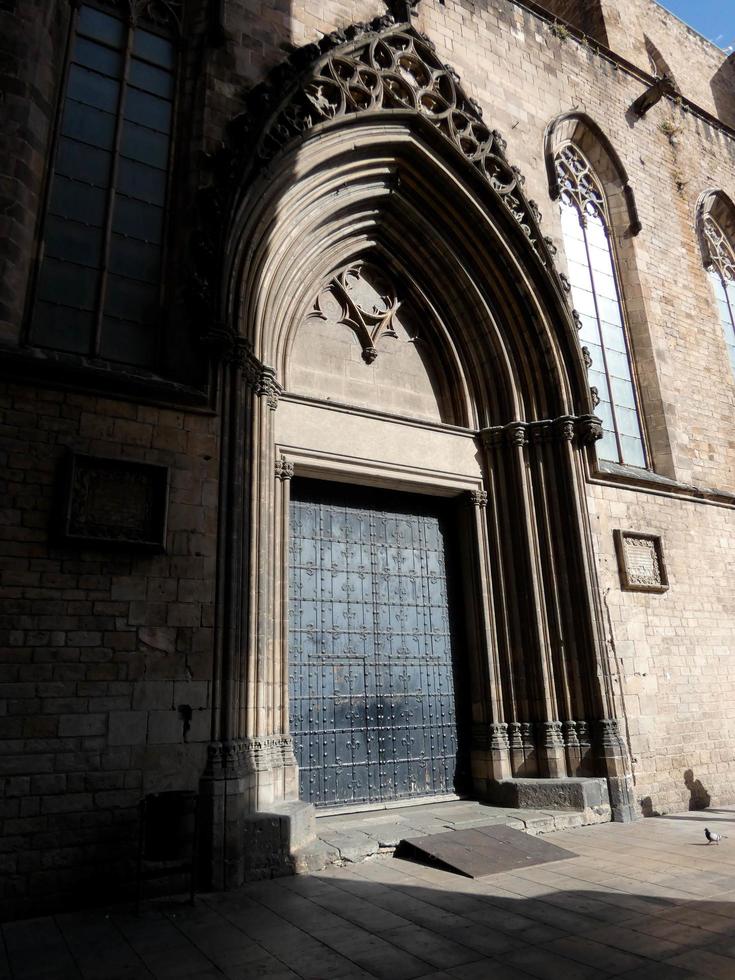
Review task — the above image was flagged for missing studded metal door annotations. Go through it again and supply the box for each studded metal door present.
[288,481,465,808]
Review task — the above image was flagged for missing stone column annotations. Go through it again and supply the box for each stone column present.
[465,487,512,787]
[201,341,313,889]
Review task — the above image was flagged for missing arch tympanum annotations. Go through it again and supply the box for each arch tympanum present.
[197,16,637,888]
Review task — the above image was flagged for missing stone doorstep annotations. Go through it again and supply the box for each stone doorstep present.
[293,793,612,875]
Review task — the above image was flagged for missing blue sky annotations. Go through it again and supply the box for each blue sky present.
[657,1,735,52]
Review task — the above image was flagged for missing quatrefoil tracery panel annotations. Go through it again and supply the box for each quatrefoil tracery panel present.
[310,264,402,364]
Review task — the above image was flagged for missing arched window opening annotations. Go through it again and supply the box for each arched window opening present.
[29,1,180,368]
[555,144,646,468]
[703,214,735,377]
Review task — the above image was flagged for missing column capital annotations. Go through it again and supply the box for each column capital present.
[275,456,294,481]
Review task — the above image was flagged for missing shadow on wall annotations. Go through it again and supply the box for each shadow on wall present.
[640,772,711,817]
[684,769,711,811]
[711,53,735,129]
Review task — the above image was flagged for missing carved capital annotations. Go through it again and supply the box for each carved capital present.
[505,421,528,447]
[597,717,625,752]
[467,489,488,508]
[562,720,580,747]
[490,722,510,751]
[552,415,576,442]
[576,414,603,445]
[576,720,591,747]
[520,721,535,748]
[479,426,504,450]
[275,456,294,481]
[507,721,523,750]
[539,720,564,748]
[250,364,283,410]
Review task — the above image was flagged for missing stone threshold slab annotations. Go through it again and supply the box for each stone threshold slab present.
[294,797,609,874]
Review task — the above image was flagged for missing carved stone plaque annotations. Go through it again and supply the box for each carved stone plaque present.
[60,452,169,550]
[614,530,668,593]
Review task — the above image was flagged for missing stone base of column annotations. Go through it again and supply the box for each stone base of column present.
[537,721,568,778]
[597,718,641,823]
[471,723,512,796]
[199,735,313,890]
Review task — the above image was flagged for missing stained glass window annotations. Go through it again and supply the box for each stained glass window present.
[702,214,735,378]
[30,3,178,369]
[555,145,646,468]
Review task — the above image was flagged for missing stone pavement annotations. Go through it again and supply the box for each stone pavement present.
[4,806,735,979]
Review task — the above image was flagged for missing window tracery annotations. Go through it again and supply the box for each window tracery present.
[555,144,646,468]
[29,1,179,368]
[702,213,735,376]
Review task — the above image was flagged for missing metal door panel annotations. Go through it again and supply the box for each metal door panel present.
[289,484,463,808]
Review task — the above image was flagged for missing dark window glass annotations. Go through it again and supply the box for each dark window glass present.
[116,157,168,205]
[73,36,124,76]
[45,216,104,267]
[556,145,646,468]
[30,3,176,368]
[111,195,164,244]
[133,28,175,68]
[120,120,170,169]
[61,101,117,150]
[77,6,125,47]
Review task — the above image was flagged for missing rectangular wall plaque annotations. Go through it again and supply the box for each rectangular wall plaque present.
[614,530,668,593]
[60,452,169,550]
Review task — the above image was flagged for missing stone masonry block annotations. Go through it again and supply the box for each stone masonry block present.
[108,711,148,747]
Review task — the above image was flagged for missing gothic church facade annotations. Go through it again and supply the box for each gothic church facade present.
[1,0,735,916]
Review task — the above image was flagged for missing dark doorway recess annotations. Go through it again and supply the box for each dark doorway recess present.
[288,479,470,808]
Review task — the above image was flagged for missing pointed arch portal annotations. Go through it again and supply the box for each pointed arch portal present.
[198,16,637,887]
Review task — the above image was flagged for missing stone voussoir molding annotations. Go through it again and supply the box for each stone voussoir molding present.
[242,22,556,267]
[480,414,603,449]
[191,10,568,342]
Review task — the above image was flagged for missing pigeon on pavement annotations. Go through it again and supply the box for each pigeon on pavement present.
[705,827,727,844]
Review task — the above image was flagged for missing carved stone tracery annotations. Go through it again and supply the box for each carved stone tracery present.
[555,144,606,225]
[311,264,401,364]
[703,214,735,284]
[224,22,555,269]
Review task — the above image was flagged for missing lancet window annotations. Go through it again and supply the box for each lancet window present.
[555,144,646,468]
[28,1,180,368]
[702,214,735,377]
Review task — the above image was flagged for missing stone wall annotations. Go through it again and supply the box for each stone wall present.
[0,382,218,915]
[589,481,735,813]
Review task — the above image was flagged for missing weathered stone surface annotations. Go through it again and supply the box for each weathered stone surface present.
[485,777,610,813]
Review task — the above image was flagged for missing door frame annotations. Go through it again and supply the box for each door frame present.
[274,443,497,808]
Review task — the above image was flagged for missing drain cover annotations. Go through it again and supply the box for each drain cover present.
[395,824,575,878]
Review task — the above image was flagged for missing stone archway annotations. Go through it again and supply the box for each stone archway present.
[196,15,637,888]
